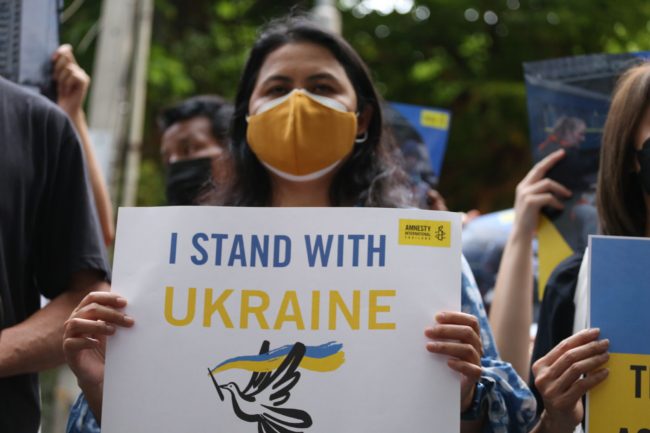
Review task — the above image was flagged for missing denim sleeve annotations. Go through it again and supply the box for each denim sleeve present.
[461,257,537,433]
[66,393,101,433]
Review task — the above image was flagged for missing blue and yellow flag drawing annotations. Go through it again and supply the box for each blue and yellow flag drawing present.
[209,342,345,375]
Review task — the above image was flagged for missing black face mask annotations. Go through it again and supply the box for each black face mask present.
[165,157,213,205]
[638,138,650,195]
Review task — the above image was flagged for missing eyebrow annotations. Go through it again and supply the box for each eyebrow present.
[262,75,293,85]
[306,73,339,82]
[261,72,340,85]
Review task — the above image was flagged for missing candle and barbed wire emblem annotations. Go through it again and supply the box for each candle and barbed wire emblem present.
[207,341,345,433]
[434,224,446,242]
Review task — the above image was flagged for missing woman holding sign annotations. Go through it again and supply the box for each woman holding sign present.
[523,63,650,433]
[63,17,536,433]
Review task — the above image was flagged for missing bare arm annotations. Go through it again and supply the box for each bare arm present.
[54,44,115,246]
[489,222,536,380]
[489,149,570,381]
[0,270,109,377]
[69,110,115,246]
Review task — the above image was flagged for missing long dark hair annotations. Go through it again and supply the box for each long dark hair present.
[215,17,411,208]
[598,62,650,236]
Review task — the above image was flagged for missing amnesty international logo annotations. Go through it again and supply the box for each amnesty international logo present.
[398,219,451,247]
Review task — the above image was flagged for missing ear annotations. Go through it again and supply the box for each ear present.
[356,104,374,136]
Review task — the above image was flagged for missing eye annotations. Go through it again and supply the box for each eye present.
[311,84,335,94]
[267,85,289,96]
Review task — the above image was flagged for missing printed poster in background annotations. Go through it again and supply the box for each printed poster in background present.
[385,102,451,208]
[0,0,61,99]
[102,207,462,433]
[587,235,650,433]
[523,52,650,298]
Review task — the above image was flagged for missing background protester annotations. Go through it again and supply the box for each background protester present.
[53,44,115,246]
[158,95,234,205]
[488,149,571,380]
[528,62,650,433]
[0,76,110,433]
[63,17,536,433]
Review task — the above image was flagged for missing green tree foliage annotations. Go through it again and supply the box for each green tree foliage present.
[340,0,650,210]
[60,0,650,211]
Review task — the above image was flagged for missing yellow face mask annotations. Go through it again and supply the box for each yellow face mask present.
[246,89,358,181]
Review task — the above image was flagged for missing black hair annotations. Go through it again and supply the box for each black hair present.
[158,95,234,144]
[219,16,411,207]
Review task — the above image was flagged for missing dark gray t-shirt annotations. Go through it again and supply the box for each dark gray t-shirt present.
[0,77,109,433]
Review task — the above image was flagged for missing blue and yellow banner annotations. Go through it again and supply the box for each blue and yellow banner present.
[388,102,451,179]
[209,342,345,375]
[588,236,650,433]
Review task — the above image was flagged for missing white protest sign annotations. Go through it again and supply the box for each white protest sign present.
[103,207,461,433]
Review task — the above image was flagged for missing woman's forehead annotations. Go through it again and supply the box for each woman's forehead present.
[256,42,349,82]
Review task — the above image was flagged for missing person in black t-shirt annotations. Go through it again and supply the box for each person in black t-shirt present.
[53,44,115,246]
[0,77,110,433]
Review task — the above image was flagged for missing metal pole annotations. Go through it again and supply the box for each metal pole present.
[121,0,153,207]
[87,0,137,198]
[311,0,342,35]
